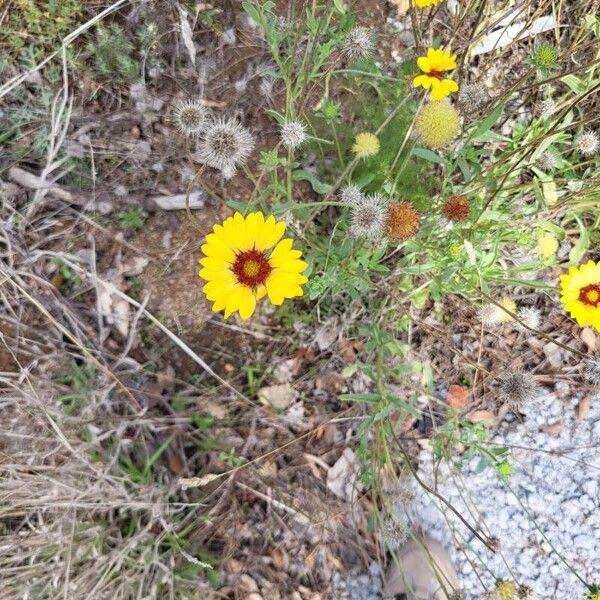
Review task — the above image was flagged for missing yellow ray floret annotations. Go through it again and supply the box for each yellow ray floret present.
[413,0,441,6]
[559,260,600,331]
[199,211,308,320]
[413,47,459,101]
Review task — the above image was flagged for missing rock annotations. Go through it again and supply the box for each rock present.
[152,191,205,210]
[258,384,298,410]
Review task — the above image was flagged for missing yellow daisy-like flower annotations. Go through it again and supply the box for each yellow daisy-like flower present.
[413,48,459,101]
[560,260,600,331]
[352,132,380,159]
[495,580,517,600]
[413,0,441,6]
[536,232,558,260]
[199,212,308,320]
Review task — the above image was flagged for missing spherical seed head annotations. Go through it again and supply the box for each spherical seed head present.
[386,201,420,241]
[380,512,408,549]
[517,585,536,599]
[281,120,307,149]
[339,184,365,205]
[516,306,541,331]
[343,27,375,60]
[173,99,210,136]
[442,194,470,221]
[458,82,488,111]
[195,118,255,179]
[583,354,600,387]
[537,232,558,259]
[495,580,517,600]
[577,130,599,156]
[499,370,539,409]
[415,101,460,150]
[536,150,559,171]
[498,298,517,323]
[349,194,387,241]
[478,303,501,327]
[535,98,556,119]
[352,132,380,159]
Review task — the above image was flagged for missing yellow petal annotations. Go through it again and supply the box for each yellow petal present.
[417,56,431,73]
[238,288,257,320]
[255,215,286,251]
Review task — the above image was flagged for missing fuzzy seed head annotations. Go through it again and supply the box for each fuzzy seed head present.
[516,306,541,331]
[535,98,556,119]
[517,585,536,599]
[380,512,408,549]
[339,184,365,205]
[478,299,516,326]
[173,99,210,136]
[536,150,559,171]
[442,195,470,221]
[495,580,517,600]
[349,194,388,241]
[386,201,420,241]
[415,101,460,150]
[343,27,375,60]
[498,298,517,323]
[281,120,307,149]
[499,371,540,409]
[352,132,380,159]
[458,83,488,111]
[195,118,255,179]
[583,354,600,388]
[577,131,599,156]
[537,232,558,259]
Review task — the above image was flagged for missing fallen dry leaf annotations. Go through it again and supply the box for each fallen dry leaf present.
[315,372,346,394]
[326,448,362,503]
[468,410,496,426]
[577,397,591,421]
[541,422,562,434]
[581,328,597,352]
[168,453,185,475]
[447,384,468,409]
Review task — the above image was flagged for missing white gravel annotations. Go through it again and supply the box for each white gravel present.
[407,392,600,599]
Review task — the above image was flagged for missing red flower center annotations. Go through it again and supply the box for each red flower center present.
[232,249,272,288]
[429,70,444,79]
[579,284,600,307]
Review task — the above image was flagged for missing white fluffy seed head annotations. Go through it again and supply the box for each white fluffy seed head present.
[536,150,559,171]
[515,306,541,332]
[380,512,408,549]
[343,27,375,60]
[458,83,488,111]
[349,194,387,241]
[577,130,599,156]
[478,303,503,327]
[583,355,600,387]
[173,99,211,136]
[339,184,365,205]
[499,370,540,409]
[281,120,307,149]
[535,98,556,119]
[195,118,255,179]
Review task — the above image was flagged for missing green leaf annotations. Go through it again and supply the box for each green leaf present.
[339,392,380,403]
[412,146,444,164]
[472,102,505,141]
[333,0,346,14]
[241,2,261,27]
[292,169,332,194]
[569,216,590,263]
[265,109,286,125]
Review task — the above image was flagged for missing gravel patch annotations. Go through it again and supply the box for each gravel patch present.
[407,392,600,599]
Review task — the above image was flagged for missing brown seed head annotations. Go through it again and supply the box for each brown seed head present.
[386,201,420,241]
[442,195,470,221]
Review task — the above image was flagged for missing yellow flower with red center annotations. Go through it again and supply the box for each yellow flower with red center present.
[199,212,308,320]
[560,260,600,331]
[413,48,459,101]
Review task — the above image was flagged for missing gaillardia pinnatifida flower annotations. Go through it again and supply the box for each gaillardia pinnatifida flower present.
[560,260,600,331]
[199,212,308,320]
[413,48,459,101]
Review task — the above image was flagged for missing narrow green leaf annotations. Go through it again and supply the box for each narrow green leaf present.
[472,102,505,141]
